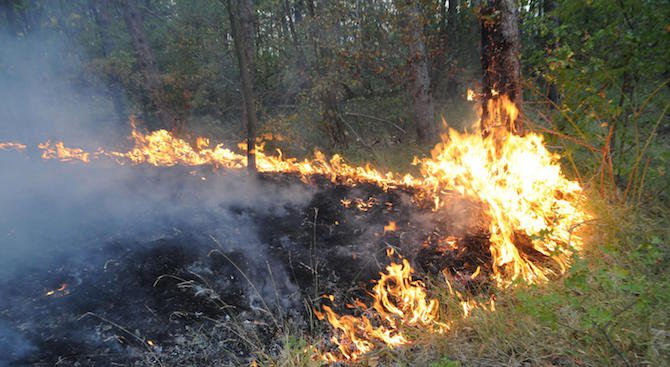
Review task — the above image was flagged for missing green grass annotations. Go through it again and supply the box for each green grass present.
[265,190,669,367]
[185,96,669,367]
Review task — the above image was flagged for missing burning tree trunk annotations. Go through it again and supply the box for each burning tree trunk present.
[226,0,258,173]
[480,0,523,135]
[399,0,437,143]
[120,0,178,130]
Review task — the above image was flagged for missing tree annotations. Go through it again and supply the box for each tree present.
[480,0,523,134]
[89,0,126,124]
[120,0,177,130]
[225,0,258,173]
[399,0,437,143]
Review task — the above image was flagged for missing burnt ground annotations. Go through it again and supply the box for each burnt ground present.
[0,167,506,366]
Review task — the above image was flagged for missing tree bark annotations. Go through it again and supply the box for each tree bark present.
[480,0,523,135]
[120,0,177,129]
[400,0,437,144]
[89,0,127,125]
[226,0,257,174]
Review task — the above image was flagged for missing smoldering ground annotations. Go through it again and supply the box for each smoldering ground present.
[0,31,318,365]
[0,31,491,366]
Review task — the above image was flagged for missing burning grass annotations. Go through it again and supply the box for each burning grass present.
[1,93,628,366]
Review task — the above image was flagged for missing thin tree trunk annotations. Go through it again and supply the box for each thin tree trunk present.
[226,0,257,173]
[90,0,126,125]
[480,0,523,135]
[120,0,177,129]
[400,1,437,143]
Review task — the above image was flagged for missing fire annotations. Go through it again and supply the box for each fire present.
[0,142,26,151]
[383,221,397,233]
[44,283,69,297]
[2,92,589,362]
[314,251,448,361]
[466,88,476,101]
[419,98,587,285]
[314,94,587,360]
[38,141,91,163]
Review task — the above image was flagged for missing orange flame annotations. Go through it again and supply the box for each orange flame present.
[383,221,397,233]
[314,94,587,360]
[2,93,589,361]
[44,283,69,297]
[0,142,26,151]
[38,141,90,163]
[315,255,448,361]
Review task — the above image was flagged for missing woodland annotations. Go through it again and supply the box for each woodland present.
[0,0,668,366]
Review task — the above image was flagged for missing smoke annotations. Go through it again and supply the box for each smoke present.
[0,30,318,364]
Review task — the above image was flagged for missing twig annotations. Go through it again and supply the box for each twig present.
[78,312,163,366]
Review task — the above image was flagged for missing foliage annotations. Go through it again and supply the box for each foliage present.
[1,0,668,365]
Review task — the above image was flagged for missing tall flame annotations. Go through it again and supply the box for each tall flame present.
[419,96,586,285]
[313,94,588,361]
[2,93,589,362]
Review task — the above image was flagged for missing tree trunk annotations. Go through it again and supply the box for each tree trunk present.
[120,0,177,129]
[226,0,257,174]
[543,0,559,109]
[321,88,347,148]
[89,0,127,125]
[400,1,437,143]
[480,0,523,135]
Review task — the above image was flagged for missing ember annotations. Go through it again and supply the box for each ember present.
[44,283,69,297]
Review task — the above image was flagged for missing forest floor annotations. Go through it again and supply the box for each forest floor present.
[1,164,667,367]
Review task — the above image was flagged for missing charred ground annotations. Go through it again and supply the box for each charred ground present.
[1,168,521,366]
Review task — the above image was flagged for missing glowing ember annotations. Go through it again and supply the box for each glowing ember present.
[383,221,397,233]
[0,142,26,151]
[44,283,69,297]
[466,88,476,101]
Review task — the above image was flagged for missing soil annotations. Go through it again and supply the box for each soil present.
[0,169,495,366]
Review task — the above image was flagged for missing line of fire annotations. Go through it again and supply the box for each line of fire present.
[1,0,667,366]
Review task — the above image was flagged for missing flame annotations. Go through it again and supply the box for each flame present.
[314,94,587,360]
[44,283,69,297]
[2,93,589,361]
[0,142,26,151]
[419,126,586,284]
[314,255,448,361]
[38,141,90,163]
[383,221,397,233]
[466,89,476,101]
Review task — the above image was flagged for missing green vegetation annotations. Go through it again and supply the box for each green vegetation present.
[2,0,667,365]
